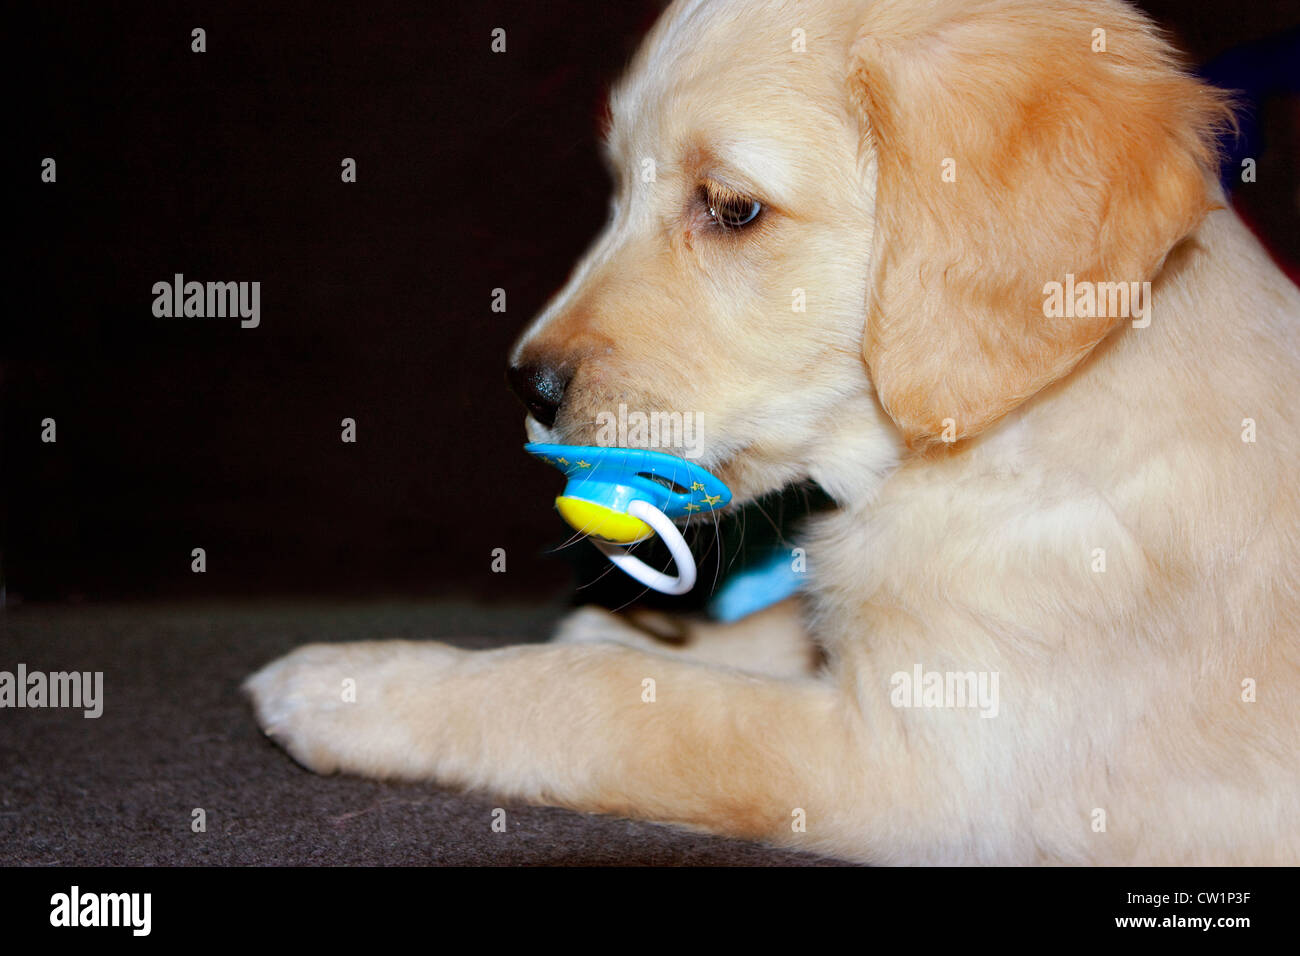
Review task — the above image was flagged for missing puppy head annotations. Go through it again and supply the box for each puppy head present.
[510,0,1231,505]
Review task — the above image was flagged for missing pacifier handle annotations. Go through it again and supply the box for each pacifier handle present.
[590,499,696,595]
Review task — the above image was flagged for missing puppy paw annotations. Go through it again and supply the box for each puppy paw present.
[552,605,648,646]
[243,640,463,778]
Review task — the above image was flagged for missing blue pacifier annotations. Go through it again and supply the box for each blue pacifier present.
[525,443,732,594]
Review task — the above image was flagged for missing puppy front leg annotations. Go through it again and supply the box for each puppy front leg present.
[245,640,865,849]
[553,597,821,679]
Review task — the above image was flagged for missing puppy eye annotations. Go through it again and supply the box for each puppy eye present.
[712,197,761,228]
[703,184,762,230]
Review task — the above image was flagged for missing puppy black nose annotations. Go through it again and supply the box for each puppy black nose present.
[507,362,569,428]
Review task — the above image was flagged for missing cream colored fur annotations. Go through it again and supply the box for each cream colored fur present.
[246,0,1300,864]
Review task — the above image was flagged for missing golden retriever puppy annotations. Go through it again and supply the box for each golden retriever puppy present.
[246,0,1300,864]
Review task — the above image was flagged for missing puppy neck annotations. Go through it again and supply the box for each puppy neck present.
[806,391,903,511]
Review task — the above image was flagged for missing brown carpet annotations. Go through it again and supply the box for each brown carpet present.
[0,601,844,866]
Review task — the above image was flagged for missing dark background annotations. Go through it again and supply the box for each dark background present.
[7,0,1299,607]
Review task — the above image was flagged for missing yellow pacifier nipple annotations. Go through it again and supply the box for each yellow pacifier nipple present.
[554,496,654,545]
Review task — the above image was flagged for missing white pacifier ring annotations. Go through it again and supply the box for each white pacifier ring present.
[591,499,696,595]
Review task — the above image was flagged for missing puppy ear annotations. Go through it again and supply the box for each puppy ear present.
[849,0,1233,445]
